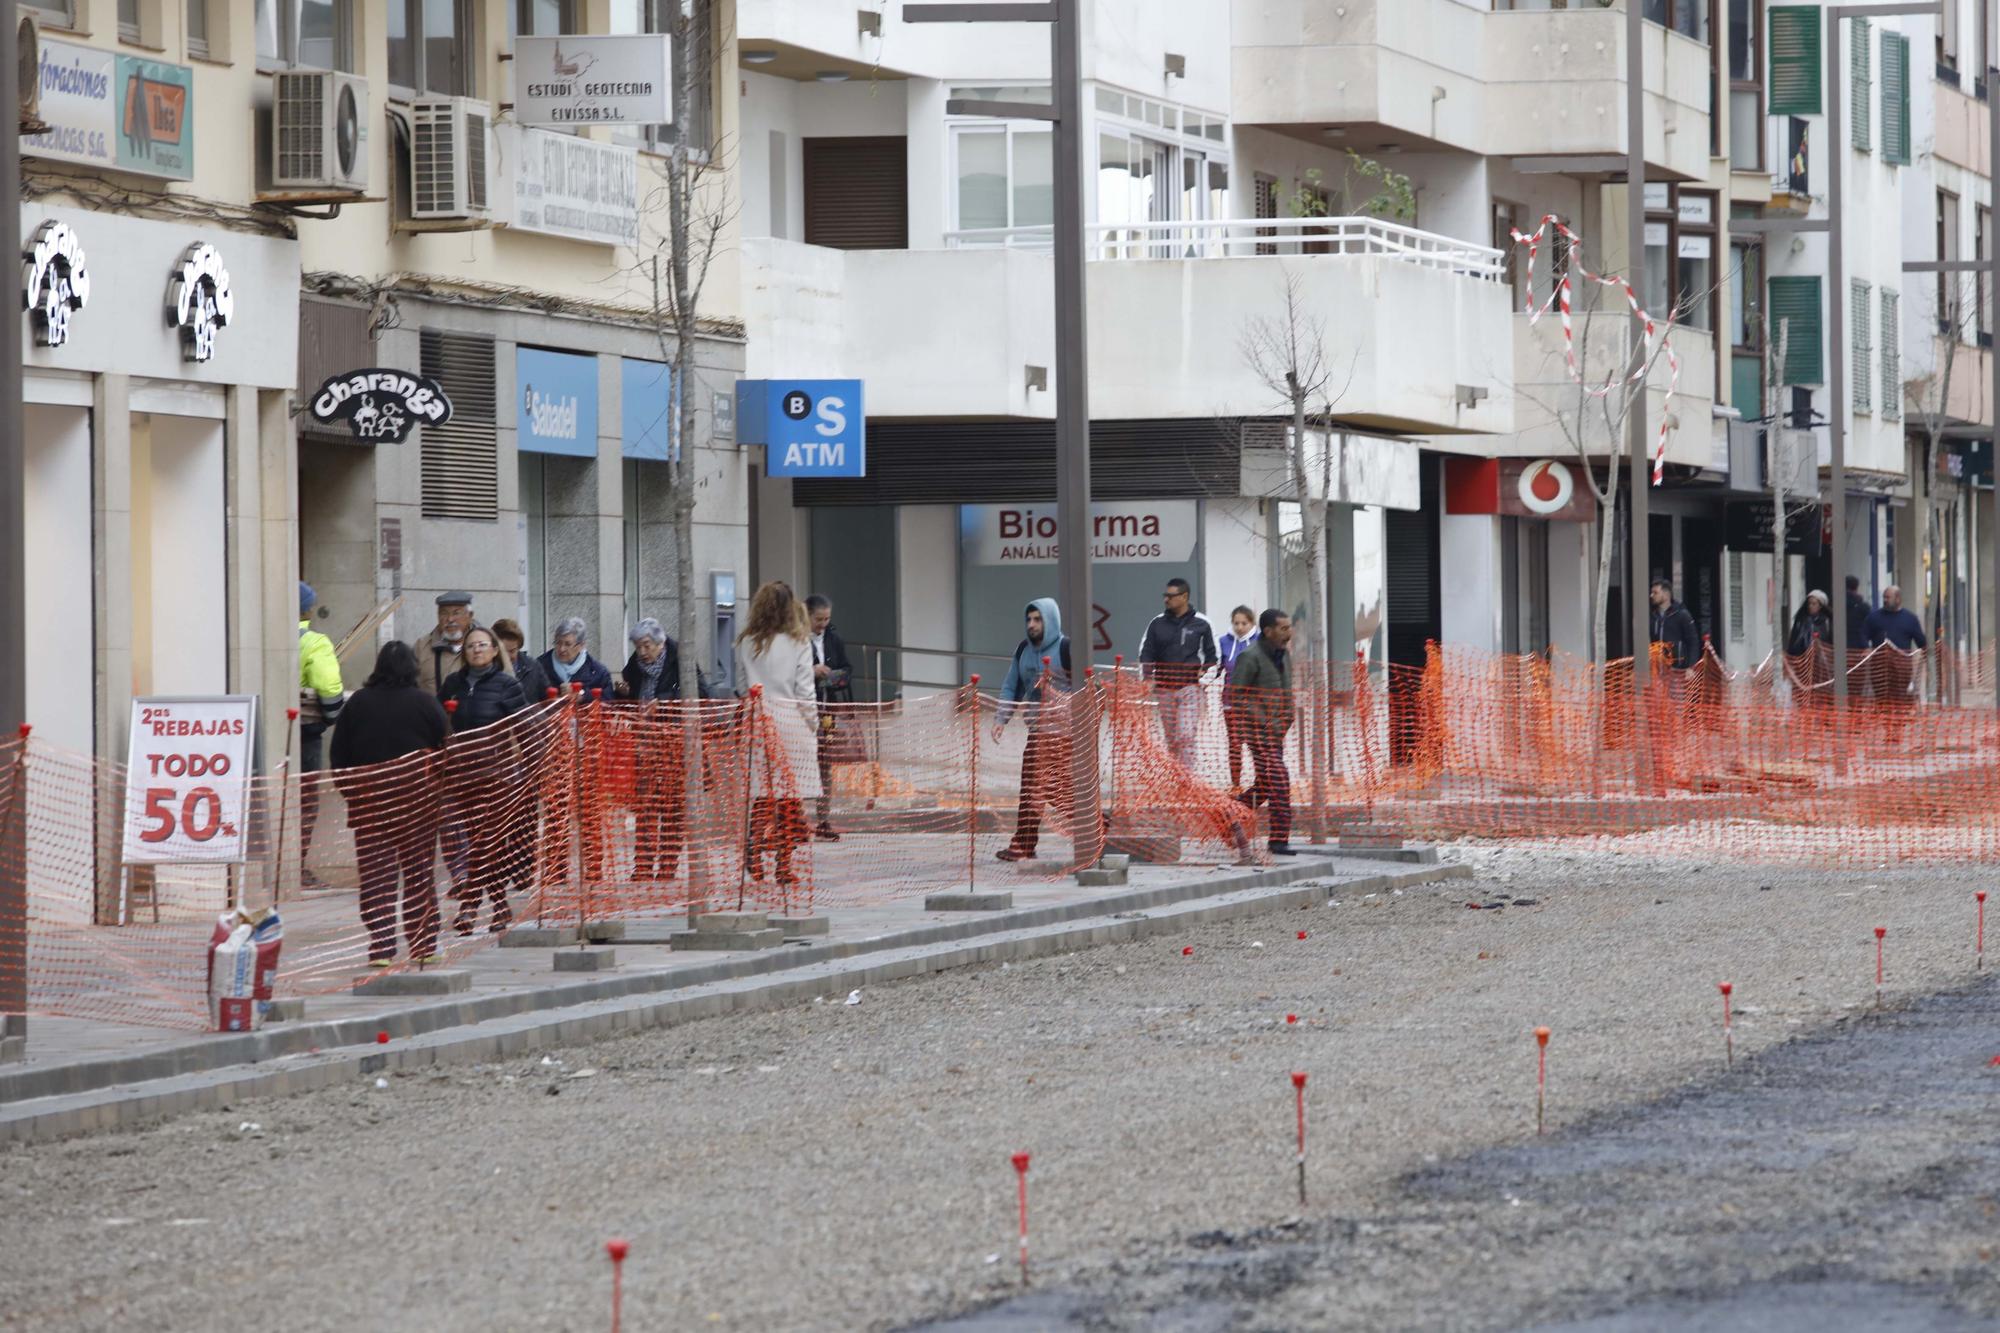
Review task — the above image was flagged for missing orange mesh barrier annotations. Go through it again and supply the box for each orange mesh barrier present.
[7,641,2000,1031]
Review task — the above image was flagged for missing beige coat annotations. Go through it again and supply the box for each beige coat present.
[413,628,465,696]
[736,633,821,800]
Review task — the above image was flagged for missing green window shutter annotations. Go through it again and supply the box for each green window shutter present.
[1883,32,1910,165]
[1881,289,1901,420]
[1769,6,1823,116]
[1769,275,1824,386]
[1850,18,1871,152]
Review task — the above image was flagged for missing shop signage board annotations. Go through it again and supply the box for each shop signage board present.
[120,696,259,865]
[621,357,679,461]
[739,379,866,477]
[514,35,672,126]
[501,124,640,247]
[961,501,1200,565]
[25,39,195,180]
[1444,457,1594,522]
[22,220,90,348]
[309,369,454,444]
[1723,499,1826,556]
[517,347,600,458]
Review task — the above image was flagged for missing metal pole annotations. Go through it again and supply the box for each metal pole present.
[0,8,27,1054]
[1990,41,1999,707]
[1828,14,1850,708]
[1627,0,1651,692]
[1052,0,1097,863]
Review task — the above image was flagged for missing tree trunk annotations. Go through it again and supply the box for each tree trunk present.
[1287,374,1329,839]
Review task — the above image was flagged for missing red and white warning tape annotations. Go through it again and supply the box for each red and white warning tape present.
[1510,214,1680,485]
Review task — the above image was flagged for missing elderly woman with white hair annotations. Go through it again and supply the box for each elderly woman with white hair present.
[537,616,616,700]
[617,617,689,883]
[618,618,684,701]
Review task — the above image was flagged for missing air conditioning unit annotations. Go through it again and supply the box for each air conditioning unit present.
[271,69,368,192]
[18,13,46,136]
[409,97,491,221]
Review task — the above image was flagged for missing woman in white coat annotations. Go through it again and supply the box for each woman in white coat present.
[735,581,821,887]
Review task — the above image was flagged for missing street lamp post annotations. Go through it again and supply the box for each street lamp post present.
[906,1,1101,863]
[1627,0,1651,693]
[1,10,26,1061]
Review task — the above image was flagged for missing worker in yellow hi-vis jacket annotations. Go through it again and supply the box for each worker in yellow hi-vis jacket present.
[298,582,346,889]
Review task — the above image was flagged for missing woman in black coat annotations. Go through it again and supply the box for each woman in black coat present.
[330,642,450,965]
[1788,590,1835,706]
[438,626,529,933]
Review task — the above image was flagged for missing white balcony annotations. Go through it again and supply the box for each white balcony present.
[1495,311,1717,468]
[744,217,1516,434]
[1232,0,1714,182]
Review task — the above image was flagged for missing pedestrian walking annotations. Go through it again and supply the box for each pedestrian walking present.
[329,642,449,965]
[492,618,551,702]
[1844,575,1872,652]
[1864,584,1927,722]
[1648,581,1701,672]
[993,597,1082,863]
[414,591,474,695]
[1787,590,1834,707]
[1231,609,1298,856]
[736,583,820,888]
[806,593,855,841]
[620,618,690,884]
[1137,577,1218,774]
[1218,605,1259,792]
[296,581,345,891]
[438,626,529,934]
[619,617,684,701]
[539,617,616,700]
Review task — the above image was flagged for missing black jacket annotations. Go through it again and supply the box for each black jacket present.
[1788,607,1833,657]
[439,664,529,732]
[814,625,855,704]
[1138,608,1218,687]
[510,651,552,704]
[1649,600,1701,670]
[1845,592,1871,650]
[329,684,449,770]
[537,649,616,701]
[620,642,684,701]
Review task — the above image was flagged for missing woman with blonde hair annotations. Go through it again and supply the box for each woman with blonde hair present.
[735,581,820,888]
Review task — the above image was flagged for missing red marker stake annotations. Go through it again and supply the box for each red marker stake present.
[1978,892,1987,971]
[1535,1027,1551,1136]
[1010,1152,1032,1286]
[1718,983,1734,1066]
[605,1238,629,1333]
[1875,926,1887,1007]
[1291,1071,1308,1205]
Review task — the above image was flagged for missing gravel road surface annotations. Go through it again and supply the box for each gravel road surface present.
[2,842,1995,1331]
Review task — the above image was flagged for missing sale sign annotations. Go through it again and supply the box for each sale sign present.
[120,696,259,864]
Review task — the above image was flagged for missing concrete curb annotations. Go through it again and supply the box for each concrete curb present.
[0,858,1468,1144]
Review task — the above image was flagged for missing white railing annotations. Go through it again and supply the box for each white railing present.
[941,215,1507,280]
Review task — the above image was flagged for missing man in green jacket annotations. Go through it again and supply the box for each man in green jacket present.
[1229,608,1296,856]
[298,582,346,888]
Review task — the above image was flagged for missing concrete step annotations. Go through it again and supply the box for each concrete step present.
[925,891,1014,912]
[1076,867,1129,888]
[771,915,831,937]
[668,928,785,952]
[352,969,471,997]
[554,949,618,972]
[499,926,579,948]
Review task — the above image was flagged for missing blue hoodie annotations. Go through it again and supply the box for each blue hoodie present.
[997,597,1074,727]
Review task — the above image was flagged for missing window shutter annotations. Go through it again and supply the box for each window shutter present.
[1850,18,1871,152]
[1851,279,1872,413]
[1768,275,1824,385]
[802,137,910,250]
[1883,32,1910,165]
[419,331,498,521]
[1768,7,1823,116]
[1881,289,1901,420]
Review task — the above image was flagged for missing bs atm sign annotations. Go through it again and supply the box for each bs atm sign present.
[738,379,866,478]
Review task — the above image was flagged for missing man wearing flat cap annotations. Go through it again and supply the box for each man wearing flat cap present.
[415,591,474,695]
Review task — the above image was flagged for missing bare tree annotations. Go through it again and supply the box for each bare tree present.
[1240,269,1357,834]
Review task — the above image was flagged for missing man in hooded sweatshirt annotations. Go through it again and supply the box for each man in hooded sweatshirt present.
[992,597,1078,862]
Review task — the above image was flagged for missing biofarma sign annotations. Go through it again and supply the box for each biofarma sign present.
[961,502,1199,565]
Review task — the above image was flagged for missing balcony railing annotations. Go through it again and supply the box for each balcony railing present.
[941,216,1508,280]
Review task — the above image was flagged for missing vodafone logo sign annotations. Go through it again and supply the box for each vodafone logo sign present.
[1517,460,1575,516]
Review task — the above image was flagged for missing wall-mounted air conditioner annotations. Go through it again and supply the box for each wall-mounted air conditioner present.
[271,69,369,193]
[409,97,492,221]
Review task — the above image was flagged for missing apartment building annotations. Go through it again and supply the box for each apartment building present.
[15,1,748,766]
[733,0,1946,694]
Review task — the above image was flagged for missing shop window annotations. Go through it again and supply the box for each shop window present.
[1642,185,1718,334]
[511,0,580,35]
[389,0,474,98]
[1643,0,1711,44]
[952,123,1051,236]
[257,0,354,72]
[1730,222,1764,415]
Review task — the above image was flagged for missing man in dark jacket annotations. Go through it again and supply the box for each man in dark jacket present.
[1864,584,1927,723]
[1230,609,1297,856]
[1137,578,1218,772]
[539,617,617,700]
[1844,575,1872,652]
[1648,580,1701,671]
[806,594,855,840]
